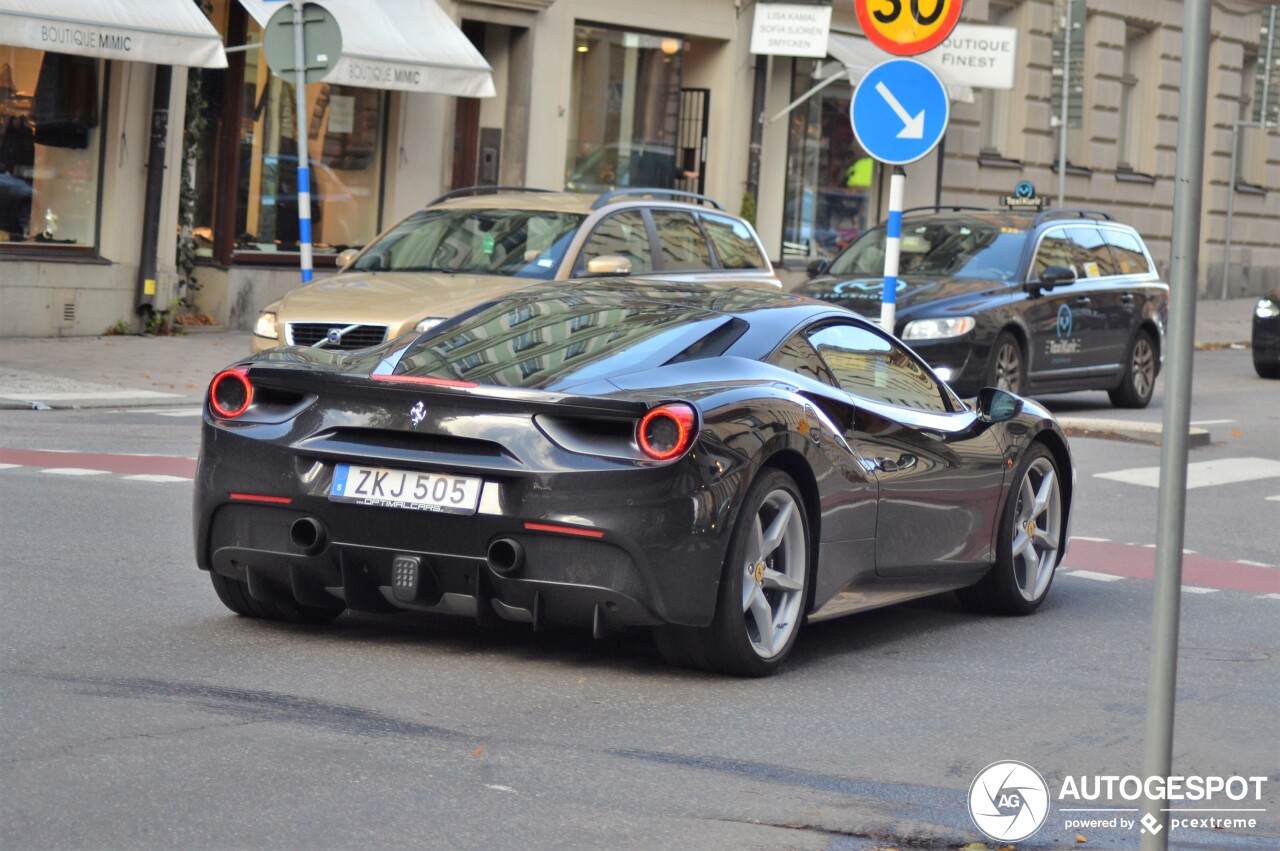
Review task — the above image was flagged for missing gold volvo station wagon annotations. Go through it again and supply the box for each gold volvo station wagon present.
[250,187,781,353]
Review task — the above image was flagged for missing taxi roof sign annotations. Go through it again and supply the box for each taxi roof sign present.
[855,0,965,57]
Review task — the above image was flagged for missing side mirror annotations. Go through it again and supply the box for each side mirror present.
[976,386,1023,423]
[585,255,633,276]
[1033,265,1076,290]
[807,258,830,278]
[336,248,360,269]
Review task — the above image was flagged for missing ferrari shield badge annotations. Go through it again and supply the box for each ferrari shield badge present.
[409,401,427,427]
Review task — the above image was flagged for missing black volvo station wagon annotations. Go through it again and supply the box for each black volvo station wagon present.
[791,208,1170,408]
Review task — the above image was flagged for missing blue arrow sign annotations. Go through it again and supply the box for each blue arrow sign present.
[851,59,950,166]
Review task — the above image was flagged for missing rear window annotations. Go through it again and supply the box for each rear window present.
[702,213,766,270]
[351,209,584,279]
[1102,229,1153,276]
[652,210,714,272]
[395,293,731,389]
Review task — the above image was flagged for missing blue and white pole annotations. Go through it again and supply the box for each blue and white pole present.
[880,166,906,333]
[291,0,314,283]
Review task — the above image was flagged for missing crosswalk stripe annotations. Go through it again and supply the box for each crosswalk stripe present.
[0,463,19,470]
[122,474,191,483]
[1065,570,1125,582]
[40,468,109,476]
[1181,586,1218,594]
[1095,457,1280,489]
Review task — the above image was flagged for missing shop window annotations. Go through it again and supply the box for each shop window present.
[0,46,103,249]
[233,20,386,258]
[564,25,683,193]
[782,59,872,264]
[1117,25,1152,173]
[980,2,1018,157]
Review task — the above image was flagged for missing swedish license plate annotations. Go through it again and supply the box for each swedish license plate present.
[330,464,481,514]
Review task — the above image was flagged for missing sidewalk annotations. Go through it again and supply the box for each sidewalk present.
[0,297,1260,410]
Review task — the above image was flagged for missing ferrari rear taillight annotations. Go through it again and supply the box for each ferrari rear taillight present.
[209,367,253,418]
[637,403,697,461]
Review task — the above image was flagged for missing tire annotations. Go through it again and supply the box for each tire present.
[209,571,343,625]
[1109,328,1157,408]
[1254,357,1280,379]
[654,469,810,676]
[987,331,1025,395]
[957,444,1064,616]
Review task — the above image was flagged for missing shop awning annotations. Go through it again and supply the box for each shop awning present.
[772,32,973,122]
[0,0,228,68]
[237,0,494,97]
[827,33,974,103]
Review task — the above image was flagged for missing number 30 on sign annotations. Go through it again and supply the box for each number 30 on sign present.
[855,0,964,56]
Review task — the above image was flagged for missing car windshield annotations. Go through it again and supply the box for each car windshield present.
[349,208,586,279]
[828,219,1027,283]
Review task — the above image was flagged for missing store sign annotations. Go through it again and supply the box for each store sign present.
[928,24,1017,90]
[1002,180,1047,209]
[750,2,833,58]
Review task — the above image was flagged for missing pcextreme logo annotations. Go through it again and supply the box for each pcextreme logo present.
[968,761,1269,842]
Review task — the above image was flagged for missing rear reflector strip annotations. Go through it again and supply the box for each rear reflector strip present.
[372,374,478,389]
[523,522,605,539]
[229,493,293,505]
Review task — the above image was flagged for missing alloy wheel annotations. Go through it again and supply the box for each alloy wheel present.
[1011,457,1062,601]
[1131,336,1155,400]
[993,340,1022,393]
[740,489,807,659]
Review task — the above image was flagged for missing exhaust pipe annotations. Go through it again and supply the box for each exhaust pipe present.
[487,538,525,575]
[290,517,328,555]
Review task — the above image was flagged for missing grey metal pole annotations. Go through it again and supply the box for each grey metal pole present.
[1057,0,1072,207]
[1139,0,1211,847]
[291,0,315,283]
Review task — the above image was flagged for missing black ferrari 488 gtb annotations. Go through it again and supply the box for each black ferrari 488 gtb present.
[195,279,1074,675]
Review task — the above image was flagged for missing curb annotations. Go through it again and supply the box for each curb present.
[1057,416,1211,448]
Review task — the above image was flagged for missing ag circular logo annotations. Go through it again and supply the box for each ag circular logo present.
[968,760,1050,842]
[1057,304,1073,338]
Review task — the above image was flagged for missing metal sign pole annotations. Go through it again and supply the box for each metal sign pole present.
[1139,0,1211,847]
[881,166,906,333]
[291,0,314,283]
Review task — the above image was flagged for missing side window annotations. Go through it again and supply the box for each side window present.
[807,323,949,413]
[767,332,837,386]
[1067,227,1119,278]
[1103,229,1153,276]
[701,213,766,270]
[652,210,714,271]
[578,211,653,273]
[1031,227,1076,280]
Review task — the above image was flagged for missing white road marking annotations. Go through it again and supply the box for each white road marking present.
[1065,570,1125,582]
[1262,594,1280,601]
[40,468,109,476]
[1238,560,1277,568]
[1189,419,1237,426]
[0,463,19,470]
[1095,457,1280,489]
[1267,495,1280,502]
[1181,586,1218,594]
[484,785,516,793]
[123,407,203,417]
[123,474,191,483]
[1072,536,1111,542]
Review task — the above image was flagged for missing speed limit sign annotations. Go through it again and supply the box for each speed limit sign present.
[854,0,964,56]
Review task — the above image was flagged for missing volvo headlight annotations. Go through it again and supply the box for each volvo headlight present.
[415,317,447,333]
[902,316,976,340]
[253,311,278,339]
[1256,298,1279,319]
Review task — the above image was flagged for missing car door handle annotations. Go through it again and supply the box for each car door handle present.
[875,453,917,473]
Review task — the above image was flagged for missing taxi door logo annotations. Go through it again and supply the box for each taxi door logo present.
[1057,304,1073,338]
[968,760,1050,842]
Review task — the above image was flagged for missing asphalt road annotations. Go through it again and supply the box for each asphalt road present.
[1,348,1276,850]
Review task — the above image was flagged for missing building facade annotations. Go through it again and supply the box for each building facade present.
[2,0,1277,338]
